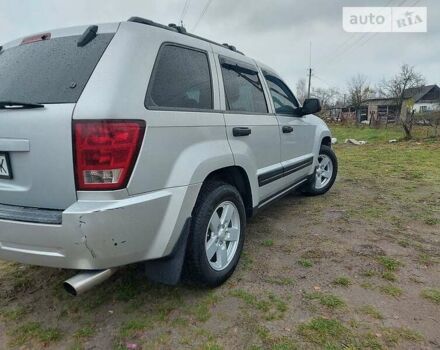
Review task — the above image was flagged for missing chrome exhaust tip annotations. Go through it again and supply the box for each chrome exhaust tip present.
[63,268,117,296]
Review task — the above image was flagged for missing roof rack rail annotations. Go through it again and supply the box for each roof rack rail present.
[127,16,244,55]
[128,17,177,33]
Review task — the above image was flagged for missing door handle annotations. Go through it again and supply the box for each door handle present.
[282,126,294,133]
[233,127,252,137]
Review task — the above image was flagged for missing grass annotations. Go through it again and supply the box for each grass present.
[333,136,440,185]
[421,288,440,305]
[73,326,95,339]
[304,292,346,309]
[0,307,27,321]
[377,256,402,271]
[332,276,352,287]
[271,341,298,350]
[261,239,274,247]
[264,276,295,286]
[398,239,410,247]
[380,284,403,297]
[359,305,384,320]
[381,271,397,282]
[240,251,254,270]
[189,291,219,322]
[230,289,262,308]
[360,282,375,290]
[9,322,62,346]
[230,289,288,320]
[418,253,436,266]
[424,217,439,225]
[360,269,376,278]
[297,317,349,345]
[330,124,433,143]
[203,342,223,350]
[297,259,313,268]
[331,124,405,143]
[119,317,154,338]
[298,317,423,349]
[381,327,424,346]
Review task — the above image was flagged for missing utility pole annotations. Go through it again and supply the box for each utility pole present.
[307,68,312,99]
[307,41,312,98]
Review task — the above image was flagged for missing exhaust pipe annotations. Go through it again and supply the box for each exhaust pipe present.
[63,269,117,296]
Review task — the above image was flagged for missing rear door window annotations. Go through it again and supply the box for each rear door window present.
[0,34,114,104]
[263,71,299,115]
[220,57,268,114]
[146,44,213,110]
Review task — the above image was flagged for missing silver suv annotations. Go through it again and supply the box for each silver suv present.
[0,17,337,294]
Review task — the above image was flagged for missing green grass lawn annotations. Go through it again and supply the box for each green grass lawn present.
[330,124,436,143]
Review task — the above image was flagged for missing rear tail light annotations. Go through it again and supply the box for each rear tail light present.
[73,120,145,191]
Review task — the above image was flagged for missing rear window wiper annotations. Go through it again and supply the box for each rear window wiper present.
[0,101,44,109]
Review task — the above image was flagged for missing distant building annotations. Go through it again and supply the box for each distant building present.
[405,85,440,113]
[340,84,440,124]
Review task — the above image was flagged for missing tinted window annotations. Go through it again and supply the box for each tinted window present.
[146,45,212,110]
[220,59,268,114]
[263,72,299,115]
[0,34,114,104]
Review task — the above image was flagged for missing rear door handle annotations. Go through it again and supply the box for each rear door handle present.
[233,127,252,137]
[282,126,293,133]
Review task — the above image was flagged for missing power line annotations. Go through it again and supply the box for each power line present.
[179,0,192,25]
[314,0,395,69]
[192,0,214,31]
[314,75,334,87]
[316,0,409,72]
[340,0,421,55]
[311,0,421,91]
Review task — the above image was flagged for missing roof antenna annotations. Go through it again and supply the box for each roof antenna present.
[168,23,187,34]
[77,25,98,47]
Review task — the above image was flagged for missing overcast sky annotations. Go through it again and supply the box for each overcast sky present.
[0,0,438,93]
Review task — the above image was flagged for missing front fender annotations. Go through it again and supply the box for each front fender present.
[304,115,332,163]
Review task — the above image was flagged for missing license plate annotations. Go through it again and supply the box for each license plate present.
[0,152,12,179]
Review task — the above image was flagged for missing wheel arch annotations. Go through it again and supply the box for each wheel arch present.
[203,166,254,218]
[321,136,332,148]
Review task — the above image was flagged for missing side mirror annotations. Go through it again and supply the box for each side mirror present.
[300,98,321,116]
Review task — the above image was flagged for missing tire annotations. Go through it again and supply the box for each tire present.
[302,145,338,196]
[184,181,246,287]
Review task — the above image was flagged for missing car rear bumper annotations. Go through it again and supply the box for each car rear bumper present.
[0,184,200,269]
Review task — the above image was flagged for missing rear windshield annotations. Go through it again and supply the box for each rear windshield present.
[0,33,114,104]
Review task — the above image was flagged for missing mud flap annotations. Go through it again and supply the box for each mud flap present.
[144,217,191,285]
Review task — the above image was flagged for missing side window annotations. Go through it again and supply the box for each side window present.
[220,58,268,114]
[146,45,213,110]
[263,71,299,115]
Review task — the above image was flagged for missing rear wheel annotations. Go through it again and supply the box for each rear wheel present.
[185,181,246,287]
[302,145,338,196]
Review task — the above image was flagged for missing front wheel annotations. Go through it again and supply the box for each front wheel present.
[302,145,338,196]
[184,181,246,287]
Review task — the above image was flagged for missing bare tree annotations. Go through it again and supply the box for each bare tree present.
[380,64,425,139]
[311,87,340,109]
[296,78,307,104]
[347,74,371,119]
